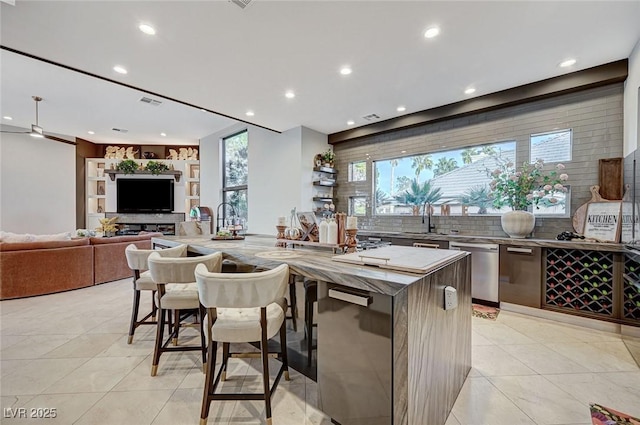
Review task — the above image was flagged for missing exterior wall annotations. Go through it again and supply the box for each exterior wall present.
[333,84,625,239]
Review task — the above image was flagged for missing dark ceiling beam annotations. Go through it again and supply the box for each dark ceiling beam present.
[328,59,628,145]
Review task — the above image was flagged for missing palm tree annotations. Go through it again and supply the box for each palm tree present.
[457,185,492,214]
[375,188,392,207]
[395,178,442,207]
[395,176,412,193]
[390,159,398,196]
[461,148,478,165]
[411,155,433,183]
[433,157,459,176]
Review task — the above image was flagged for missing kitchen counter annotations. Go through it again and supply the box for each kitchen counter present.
[358,230,627,252]
[152,234,471,425]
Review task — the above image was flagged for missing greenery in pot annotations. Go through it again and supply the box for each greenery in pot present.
[116,159,139,174]
[145,161,170,175]
[488,157,569,211]
[321,149,335,165]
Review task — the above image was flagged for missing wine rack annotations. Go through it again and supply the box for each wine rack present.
[623,252,640,321]
[545,249,614,316]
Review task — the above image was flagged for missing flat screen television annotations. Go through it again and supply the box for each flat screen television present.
[117,178,174,213]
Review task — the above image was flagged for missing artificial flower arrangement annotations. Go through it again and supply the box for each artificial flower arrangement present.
[96,216,119,235]
[488,158,569,211]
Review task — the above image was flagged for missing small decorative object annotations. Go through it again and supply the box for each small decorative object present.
[115,147,126,160]
[192,183,199,196]
[582,201,622,242]
[96,168,104,178]
[345,228,358,253]
[168,149,178,160]
[178,148,188,160]
[193,169,200,179]
[116,159,139,174]
[125,146,138,159]
[187,147,199,160]
[488,158,569,238]
[104,146,118,159]
[97,183,105,195]
[285,207,302,240]
[96,216,119,237]
[314,155,322,167]
[275,225,287,247]
[145,160,170,175]
[97,205,103,213]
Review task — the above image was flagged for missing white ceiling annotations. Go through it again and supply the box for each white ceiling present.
[1,1,639,146]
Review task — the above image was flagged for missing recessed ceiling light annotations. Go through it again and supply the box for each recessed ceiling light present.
[138,23,156,35]
[246,111,255,117]
[285,91,295,99]
[200,108,207,112]
[464,87,476,95]
[397,106,406,112]
[3,116,12,120]
[401,150,407,154]
[340,66,352,75]
[424,26,440,39]
[347,120,355,125]
[87,131,95,135]
[559,59,577,68]
[160,132,166,137]
[113,65,128,74]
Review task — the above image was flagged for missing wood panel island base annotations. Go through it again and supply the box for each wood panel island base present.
[152,235,471,425]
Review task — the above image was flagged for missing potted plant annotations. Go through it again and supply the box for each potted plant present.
[145,161,170,175]
[96,216,119,237]
[321,149,335,167]
[116,159,139,175]
[488,158,568,238]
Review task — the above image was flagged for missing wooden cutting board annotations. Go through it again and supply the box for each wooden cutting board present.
[572,185,604,233]
[332,245,465,274]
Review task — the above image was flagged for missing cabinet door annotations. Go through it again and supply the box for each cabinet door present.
[499,246,542,308]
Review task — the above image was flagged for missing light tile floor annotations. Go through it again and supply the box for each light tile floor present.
[1,278,639,425]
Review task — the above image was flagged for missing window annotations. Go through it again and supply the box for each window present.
[530,129,572,163]
[374,141,515,215]
[349,161,367,182]
[349,196,367,216]
[222,130,248,226]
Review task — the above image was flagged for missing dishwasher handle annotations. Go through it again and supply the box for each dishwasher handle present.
[449,242,499,251]
[506,247,533,254]
[328,288,372,307]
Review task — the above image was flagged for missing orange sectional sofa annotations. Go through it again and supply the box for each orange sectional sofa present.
[0,233,163,300]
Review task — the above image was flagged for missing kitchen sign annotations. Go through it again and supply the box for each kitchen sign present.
[583,201,622,242]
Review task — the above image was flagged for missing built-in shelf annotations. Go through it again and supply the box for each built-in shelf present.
[313,166,338,174]
[313,181,337,187]
[105,169,182,182]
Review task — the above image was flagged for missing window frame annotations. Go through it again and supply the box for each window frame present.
[529,129,573,163]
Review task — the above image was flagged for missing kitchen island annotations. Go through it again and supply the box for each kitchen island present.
[152,235,471,425]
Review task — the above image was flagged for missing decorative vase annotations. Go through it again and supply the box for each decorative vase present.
[501,210,535,238]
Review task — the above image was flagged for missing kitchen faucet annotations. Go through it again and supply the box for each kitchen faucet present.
[421,201,436,233]
[215,202,238,233]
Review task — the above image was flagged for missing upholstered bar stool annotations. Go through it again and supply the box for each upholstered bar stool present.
[147,251,223,376]
[195,263,291,425]
[124,243,188,344]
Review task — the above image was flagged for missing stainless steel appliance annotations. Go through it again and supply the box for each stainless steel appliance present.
[449,242,499,304]
[317,282,392,425]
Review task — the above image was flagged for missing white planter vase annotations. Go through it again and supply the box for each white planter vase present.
[501,210,535,238]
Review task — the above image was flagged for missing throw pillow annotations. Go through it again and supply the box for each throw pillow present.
[0,231,35,243]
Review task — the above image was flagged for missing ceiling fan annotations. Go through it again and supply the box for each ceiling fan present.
[1,96,76,145]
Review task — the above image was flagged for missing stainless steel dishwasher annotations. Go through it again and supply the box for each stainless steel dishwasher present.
[449,242,500,304]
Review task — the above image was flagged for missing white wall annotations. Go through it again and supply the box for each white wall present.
[0,127,76,234]
[200,124,329,235]
[624,37,640,155]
